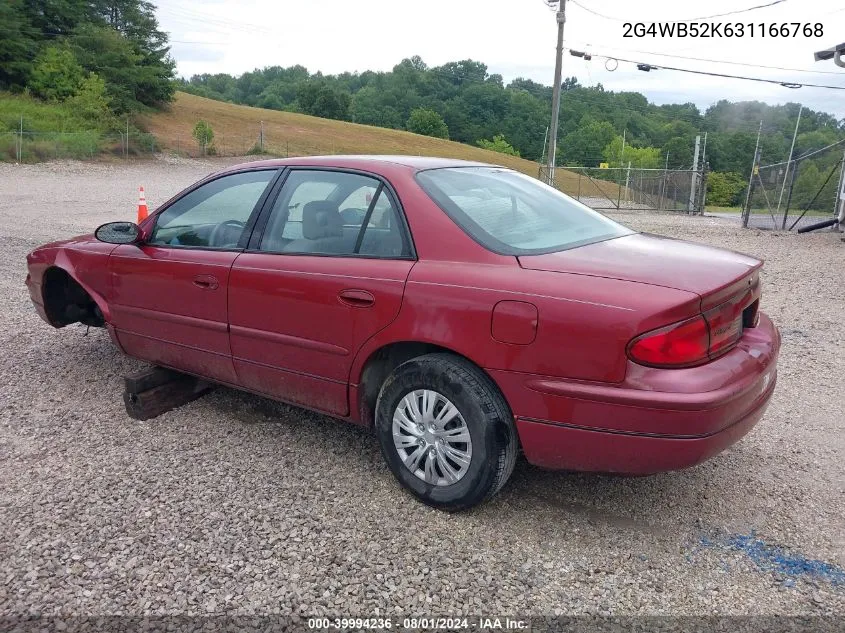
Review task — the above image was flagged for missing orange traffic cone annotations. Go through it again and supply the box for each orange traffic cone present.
[137,186,149,223]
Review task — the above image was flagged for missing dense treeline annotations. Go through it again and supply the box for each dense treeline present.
[0,0,175,130]
[179,56,844,207]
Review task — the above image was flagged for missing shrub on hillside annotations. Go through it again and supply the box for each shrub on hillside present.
[477,134,520,157]
[407,108,449,139]
[29,46,84,102]
[192,120,215,154]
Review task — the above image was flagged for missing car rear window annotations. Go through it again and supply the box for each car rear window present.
[416,167,632,255]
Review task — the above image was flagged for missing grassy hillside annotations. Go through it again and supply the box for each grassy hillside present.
[141,92,609,196]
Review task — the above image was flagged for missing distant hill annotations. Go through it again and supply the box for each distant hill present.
[140,92,605,196]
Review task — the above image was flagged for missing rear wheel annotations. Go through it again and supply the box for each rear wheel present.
[375,353,517,511]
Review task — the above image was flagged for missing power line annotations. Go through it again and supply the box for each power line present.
[760,137,845,168]
[569,0,788,22]
[567,1,624,22]
[568,49,845,90]
[684,0,788,21]
[564,42,844,76]
[157,5,278,37]
[169,39,231,45]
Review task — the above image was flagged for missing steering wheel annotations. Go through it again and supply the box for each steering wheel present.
[209,220,245,247]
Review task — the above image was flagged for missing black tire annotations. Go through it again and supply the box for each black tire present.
[374,353,518,511]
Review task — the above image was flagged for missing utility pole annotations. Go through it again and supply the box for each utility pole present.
[742,120,763,227]
[616,129,626,209]
[778,105,803,229]
[658,151,669,211]
[697,132,708,215]
[835,148,845,232]
[540,125,549,168]
[688,135,701,213]
[545,0,567,186]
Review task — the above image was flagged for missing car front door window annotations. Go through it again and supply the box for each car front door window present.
[148,170,276,249]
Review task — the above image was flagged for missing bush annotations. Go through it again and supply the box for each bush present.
[707,171,746,207]
[192,120,214,154]
[296,81,351,121]
[29,46,85,102]
[247,142,271,155]
[68,73,116,130]
[406,108,449,139]
[477,134,520,157]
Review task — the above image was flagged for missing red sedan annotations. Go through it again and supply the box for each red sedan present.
[25,156,780,510]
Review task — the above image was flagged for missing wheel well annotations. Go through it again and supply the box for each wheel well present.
[356,342,507,429]
[42,267,105,328]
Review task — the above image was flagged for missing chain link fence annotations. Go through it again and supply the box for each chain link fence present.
[539,165,706,214]
[3,127,739,226]
[0,128,350,163]
[742,142,845,231]
[0,131,164,162]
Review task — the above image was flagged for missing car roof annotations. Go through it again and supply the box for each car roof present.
[223,154,501,173]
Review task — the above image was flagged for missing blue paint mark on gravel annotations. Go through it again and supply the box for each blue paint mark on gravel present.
[700,532,845,586]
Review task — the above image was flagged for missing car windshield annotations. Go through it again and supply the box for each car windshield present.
[416,167,632,255]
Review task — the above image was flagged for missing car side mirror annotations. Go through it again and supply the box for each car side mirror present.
[94,221,141,244]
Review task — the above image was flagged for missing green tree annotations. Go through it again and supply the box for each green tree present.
[69,25,141,113]
[296,81,351,121]
[29,46,85,101]
[559,119,616,165]
[791,163,823,209]
[477,134,520,157]
[500,89,549,161]
[406,108,449,139]
[172,59,843,179]
[192,120,214,154]
[68,73,117,129]
[89,0,175,107]
[351,85,404,129]
[706,171,747,207]
[603,135,662,168]
[0,0,38,89]
[661,136,694,169]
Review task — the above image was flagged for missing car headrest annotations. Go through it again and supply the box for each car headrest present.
[302,201,343,240]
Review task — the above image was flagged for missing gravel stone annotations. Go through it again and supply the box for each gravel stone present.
[0,158,843,616]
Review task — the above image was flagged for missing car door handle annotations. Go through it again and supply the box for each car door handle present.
[338,289,375,308]
[193,274,219,290]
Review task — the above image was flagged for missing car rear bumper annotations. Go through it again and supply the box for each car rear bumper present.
[488,313,780,474]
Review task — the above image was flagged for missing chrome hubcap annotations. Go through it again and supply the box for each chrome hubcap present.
[392,389,472,486]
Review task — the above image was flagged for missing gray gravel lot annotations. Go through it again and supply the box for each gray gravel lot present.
[1,157,843,618]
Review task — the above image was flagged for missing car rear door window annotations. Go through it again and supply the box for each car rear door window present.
[148,170,276,249]
[258,170,410,258]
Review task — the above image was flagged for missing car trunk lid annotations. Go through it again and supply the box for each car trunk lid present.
[520,233,764,365]
[518,233,762,306]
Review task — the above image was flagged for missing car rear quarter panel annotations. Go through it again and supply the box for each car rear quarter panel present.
[350,260,702,386]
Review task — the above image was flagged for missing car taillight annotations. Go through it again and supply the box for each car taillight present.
[628,300,750,369]
[627,316,710,368]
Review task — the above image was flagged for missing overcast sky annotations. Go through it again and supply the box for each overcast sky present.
[157,0,845,119]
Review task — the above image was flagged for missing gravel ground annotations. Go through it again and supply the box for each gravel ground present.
[1,157,843,619]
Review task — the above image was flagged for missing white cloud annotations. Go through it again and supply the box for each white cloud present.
[156,0,845,118]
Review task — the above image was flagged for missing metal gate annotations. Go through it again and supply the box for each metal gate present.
[742,142,845,231]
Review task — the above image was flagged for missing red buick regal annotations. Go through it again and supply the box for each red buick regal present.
[25,156,780,510]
